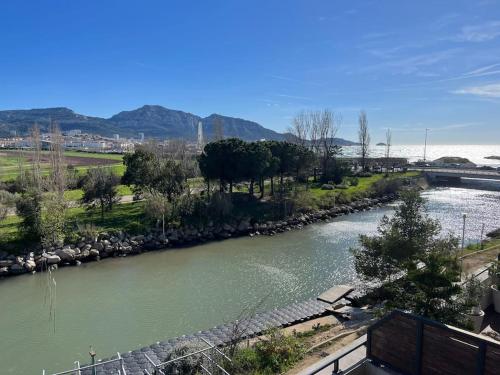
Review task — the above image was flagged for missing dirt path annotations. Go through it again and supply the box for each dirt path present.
[461,246,500,275]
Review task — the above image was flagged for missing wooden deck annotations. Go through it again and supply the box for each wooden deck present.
[317,285,354,304]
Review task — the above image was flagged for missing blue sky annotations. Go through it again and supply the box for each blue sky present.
[1,0,500,144]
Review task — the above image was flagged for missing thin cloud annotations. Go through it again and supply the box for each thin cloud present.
[361,49,460,75]
[268,75,322,87]
[273,93,313,100]
[455,21,500,42]
[452,83,500,98]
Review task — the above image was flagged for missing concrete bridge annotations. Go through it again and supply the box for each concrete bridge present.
[410,167,500,183]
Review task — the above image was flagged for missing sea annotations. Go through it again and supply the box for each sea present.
[340,144,500,167]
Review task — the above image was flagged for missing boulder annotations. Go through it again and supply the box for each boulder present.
[89,249,100,257]
[42,253,61,265]
[0,267,9,276]
[56,248,76,262]
[24,260,36,271]
[10,264,26,274]
[94,242,104,251]
[0,260,13,267]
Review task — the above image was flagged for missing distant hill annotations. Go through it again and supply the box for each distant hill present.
[0,105,356,145]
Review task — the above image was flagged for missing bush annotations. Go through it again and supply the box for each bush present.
[230,328,304,374]
[254,328,304,373]
[289,189,316,214]
[318,192,337,208]
[347,176,359,186]
[124,221,147,235]
[76,223,101,241]
[370,177,404,196]
[336,191,351,204]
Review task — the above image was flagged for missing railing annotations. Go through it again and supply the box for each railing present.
[298,334,367,374]
[367,310,500,375]
[144,338,231,375]
[42,352,126,375]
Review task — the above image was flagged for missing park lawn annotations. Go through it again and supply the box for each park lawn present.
[308,171,420,199]
[63,184,133,201]
[62,151,124,161]
[0,201,146,250]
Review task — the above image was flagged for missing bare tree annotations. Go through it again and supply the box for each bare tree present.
[288,110,311,147]
[318,109,342,181]
[48,123,66,196]
[31,124,42,191]
[385,128,392,175]
[358,110,370,171]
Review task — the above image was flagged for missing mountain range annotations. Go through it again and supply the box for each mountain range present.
[0,105,358,145]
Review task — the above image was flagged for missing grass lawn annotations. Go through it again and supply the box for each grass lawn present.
[308,171,420,199]
[0,150,125,181]
[63,184,133,201]
[0,201,146,251]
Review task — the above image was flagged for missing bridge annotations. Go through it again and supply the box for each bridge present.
[410,167,500,182]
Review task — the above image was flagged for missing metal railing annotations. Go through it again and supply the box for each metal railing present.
[42,352,126,375]
[298,334,367,374]
[144,338,231,375]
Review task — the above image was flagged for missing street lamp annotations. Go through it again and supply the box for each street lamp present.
[461,213,467,250]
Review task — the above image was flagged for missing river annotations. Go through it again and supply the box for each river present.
[0,187,499,374]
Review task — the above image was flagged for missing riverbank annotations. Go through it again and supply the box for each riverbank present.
[0,193,398,279]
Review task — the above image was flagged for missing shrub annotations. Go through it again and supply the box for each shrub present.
[370,177,404,196]
[230,328,304,374]
[76,223,101,241]
[124,221,147,235]
[254,328,304,373]
[336,191,351,204]
[347,176,359,186]
[289,190,316,214]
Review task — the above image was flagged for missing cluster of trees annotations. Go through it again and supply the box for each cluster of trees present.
[352,189,469,325]
[123,144,188,235]
[198,139,315,196]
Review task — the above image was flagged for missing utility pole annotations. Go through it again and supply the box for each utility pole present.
[423,128,429,162]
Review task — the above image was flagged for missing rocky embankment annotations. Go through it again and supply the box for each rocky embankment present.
[0,194,396,279]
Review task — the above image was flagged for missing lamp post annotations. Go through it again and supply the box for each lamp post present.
[461,213,467,250]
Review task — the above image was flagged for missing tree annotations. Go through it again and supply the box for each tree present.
[81,168,120,219]
[123,147,187,201]
[48,123,66,196]
[385,128,392,175]
[288,110,311,148]
[317,110,343,183]
[0,190,16,222]
[352,190,464,324]
[198,138,246,193]
[240,142,271,197]
[144,190,171,237]
[358,110,370,171]
[40,192,67,248]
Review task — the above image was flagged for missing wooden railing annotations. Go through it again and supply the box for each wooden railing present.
[367,310,500,375]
